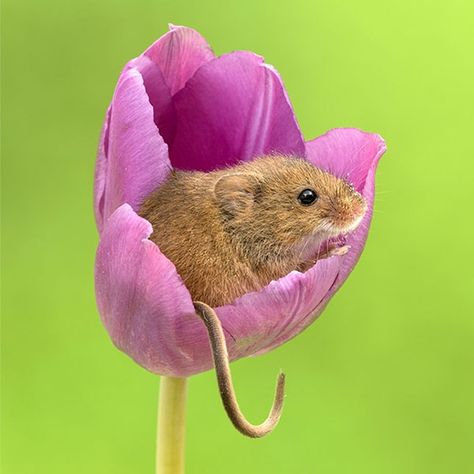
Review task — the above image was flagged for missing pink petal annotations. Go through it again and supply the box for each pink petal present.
[169,51,305,171]
[143,24,215,97]
[216,258,341,359]
[305,127,386,192]
[287,128,387,332]
[95,67,172,229]
[128,56,176,148]
[93,106,111,232]
[128,25,216,146]
[95,204,202,376]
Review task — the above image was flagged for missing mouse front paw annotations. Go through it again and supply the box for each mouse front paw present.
[315,243,351,260]
[328,245,351,257]
[298,244,351,272]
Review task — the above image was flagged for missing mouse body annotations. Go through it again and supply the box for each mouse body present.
[139,156,367,307]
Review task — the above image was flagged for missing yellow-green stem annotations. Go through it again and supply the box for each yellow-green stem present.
[156,376,188,474]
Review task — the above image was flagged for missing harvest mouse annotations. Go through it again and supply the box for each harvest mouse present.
[139,156,367,307]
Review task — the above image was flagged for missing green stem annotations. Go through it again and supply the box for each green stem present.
[156,376,188,474]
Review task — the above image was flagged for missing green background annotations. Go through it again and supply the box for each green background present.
[2,0,474,472]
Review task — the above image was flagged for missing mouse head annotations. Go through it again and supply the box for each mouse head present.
[213,156,367,249]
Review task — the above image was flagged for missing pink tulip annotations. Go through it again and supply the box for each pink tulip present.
[94,25,386,377]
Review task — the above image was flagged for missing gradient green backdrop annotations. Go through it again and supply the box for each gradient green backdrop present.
[2,1,474,473]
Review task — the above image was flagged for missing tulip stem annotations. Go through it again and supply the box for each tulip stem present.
[156,376,188,474]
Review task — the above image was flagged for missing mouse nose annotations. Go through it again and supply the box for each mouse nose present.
[352,194,367,218]
[329,193,367,233]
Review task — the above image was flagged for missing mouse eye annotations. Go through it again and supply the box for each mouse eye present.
[297,188,318,206]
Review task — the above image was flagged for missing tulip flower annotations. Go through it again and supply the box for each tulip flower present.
[94,24,386,470]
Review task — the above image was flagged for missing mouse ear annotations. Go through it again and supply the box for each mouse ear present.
[214,173,260,218]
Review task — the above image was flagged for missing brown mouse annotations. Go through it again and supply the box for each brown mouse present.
[139,156,367,307]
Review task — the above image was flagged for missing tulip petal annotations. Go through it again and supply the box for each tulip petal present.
[305,128,386,278]
[129,56,176,146]
[305,128,386,298]
[95,204,206,376]
[96,67,172,228]
[305,128,386,192]
[289,129,387,329]
[125,25,215,148]
[169,51,306,171]
[216,258,341,359]
[93,106,111,232]
[143,25,215,97]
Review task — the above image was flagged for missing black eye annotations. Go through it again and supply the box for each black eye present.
[298,188,318,206]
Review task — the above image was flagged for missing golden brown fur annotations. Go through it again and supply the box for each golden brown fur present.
[139,156,366,306]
